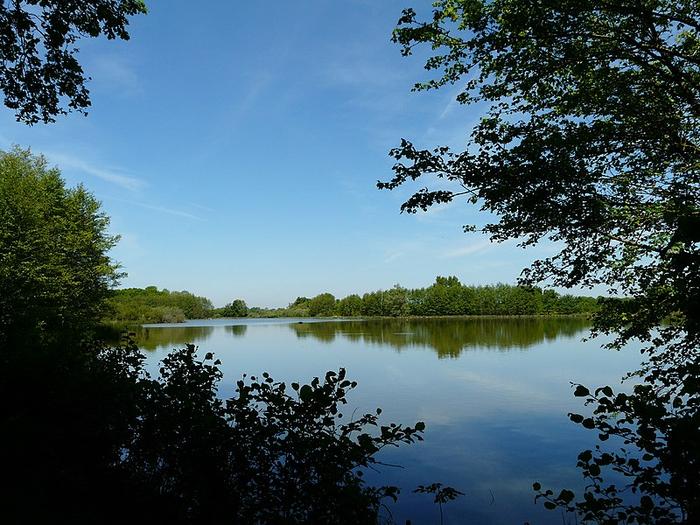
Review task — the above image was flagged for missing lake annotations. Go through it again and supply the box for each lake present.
[133,317,641,524]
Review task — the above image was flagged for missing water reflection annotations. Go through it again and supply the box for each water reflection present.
[125,316,638,524]
[225,324,248,337]
[132,325,215,351]
[289,317,590,357]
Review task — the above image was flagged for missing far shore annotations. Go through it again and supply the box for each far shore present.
[101,312,593,331]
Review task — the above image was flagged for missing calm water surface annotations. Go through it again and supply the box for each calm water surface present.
[133,317,641,524]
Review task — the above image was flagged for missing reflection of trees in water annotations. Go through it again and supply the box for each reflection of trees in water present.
[133,324,248,351]
[290,317,590,358]
[133,326,215,351]
[225,324,248,337]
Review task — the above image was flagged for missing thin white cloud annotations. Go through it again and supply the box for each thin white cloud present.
[47,152,146,191]
[383,251,404,263]
[189,202,217,213]
[438,86,464,120]
[440,239,493,259]
[108,197,204,221]
[90,55,143,96]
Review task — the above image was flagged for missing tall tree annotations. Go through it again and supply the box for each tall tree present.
[308,293,337,317]
[0,0,147,124]
[383,1,700,522]
[0,147,121,344]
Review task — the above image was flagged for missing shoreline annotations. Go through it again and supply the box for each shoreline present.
[101,312,593,330]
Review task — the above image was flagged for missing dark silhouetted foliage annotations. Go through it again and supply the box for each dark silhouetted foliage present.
[414,483,465,525]
[0,337,430,524]
[0,0,147,124]
[389,0,700,522]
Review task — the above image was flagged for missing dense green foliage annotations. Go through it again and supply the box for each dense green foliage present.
[336,294,364,316]
[358,278,598,317]
[389,0,700,522]
[108,279,597,323]
[0,148,121,345]
[307,292,338,317]
[217,298,248,318]
[0,0,147,124]
[250,278,598,318]
[107,286,214,323]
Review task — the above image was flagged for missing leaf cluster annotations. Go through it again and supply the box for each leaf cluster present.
[0,0,147,124]
[533,378,699,523]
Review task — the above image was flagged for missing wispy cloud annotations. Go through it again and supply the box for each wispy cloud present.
[107,197,205,221]
[90,55,143,96]
[440,239,493,259]
[383,250,405,263]
[437,84,466,120]
[189,202,217,214]
[47,152,146,191]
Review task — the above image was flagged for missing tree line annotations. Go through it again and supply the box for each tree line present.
[106,278,599,323]
[262,278,599,318]
[106,287,214,323]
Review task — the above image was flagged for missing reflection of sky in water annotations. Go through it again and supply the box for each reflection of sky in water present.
[134,318,642,525]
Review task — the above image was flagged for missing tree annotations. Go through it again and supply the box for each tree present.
[336,294,363,317]
[361,291,384,316]
[385,1,700,522]
[424,276,466,315]
[308,293,337,317]
[0,0,147,124]
[220,299,248,318]
[107,287,215,323]
[383,285,410,317]
[0,147,121,344]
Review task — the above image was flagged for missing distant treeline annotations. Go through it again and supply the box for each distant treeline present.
[106,286,214,324]
[105,277,599,323]
[248,277,599,318]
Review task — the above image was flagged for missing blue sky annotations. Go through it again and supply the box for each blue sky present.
[1,0,563,307]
